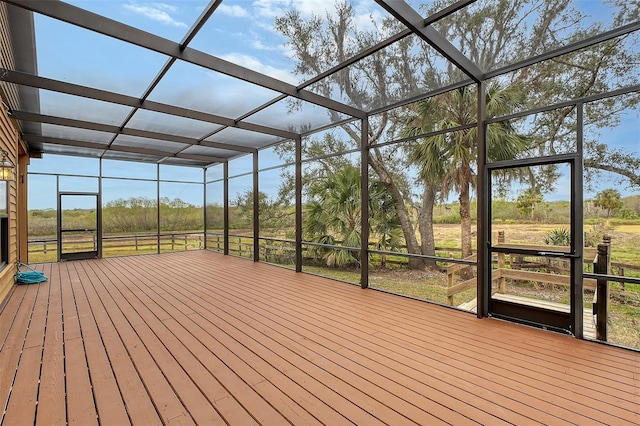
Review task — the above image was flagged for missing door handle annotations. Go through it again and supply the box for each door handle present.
[537,251,580,258]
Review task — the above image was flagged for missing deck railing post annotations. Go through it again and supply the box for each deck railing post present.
[594,241,611,341]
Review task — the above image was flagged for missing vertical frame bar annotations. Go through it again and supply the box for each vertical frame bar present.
[360,117,369,289]
[56,175,61,262]
[96,192,102,258]
[223,160,229,255]
[203,167,207,250]
[156,163,160,254]
[295,136,302,272]
[572,103,585,338]
[253,151,259,262]
[476,81,489,317]
[97,159,103,258]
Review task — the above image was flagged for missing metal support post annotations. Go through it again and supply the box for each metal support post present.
[572,103,585,338]
[253,151,259,261]
[223,160,229,255]
[295,136,303,272]
[476,81,488,317]
[360,117,369,289]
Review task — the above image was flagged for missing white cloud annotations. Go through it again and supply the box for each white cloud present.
[220,52,297,85]
[250,0,387,35]
[251,0,288,19]
[218,4,249,18]
[124,3,188,28]
[252,0,335,19]
[352,9,385,34]
[251,39,280,51]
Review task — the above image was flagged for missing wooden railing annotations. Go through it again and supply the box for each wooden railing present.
[445,234,635,341]
[447,230,605,307]
[28,232,205,259]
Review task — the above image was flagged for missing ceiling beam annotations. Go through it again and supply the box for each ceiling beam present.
[5,0,366,119]
[10,110,255,154]
[179,0,223,50]
[298,0,476,92]
[109,1,225,156]
[236,0,477,124]
[0,68,297,142]
[22,133,226,163]
[374,0,483,83]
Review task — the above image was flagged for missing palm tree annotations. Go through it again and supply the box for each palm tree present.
[304,163,402,267]
[403,83,531,260]
[304,164,361,266]
[593,188,623,218]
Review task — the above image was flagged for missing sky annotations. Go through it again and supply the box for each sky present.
[25,0,640,210]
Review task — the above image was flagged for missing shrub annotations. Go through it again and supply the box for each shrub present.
[617,208,638,219]
[433,214,460,224]
[584,223,606,247]
[544,228,570,246]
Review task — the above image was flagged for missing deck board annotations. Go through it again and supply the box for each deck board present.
[1,251,638,425]
[61,259,99,426]
[69,261,132,426]
[35,263,66,426]
[75,260,195,425]
[165,254,628,425]
[0,283,35,412]
[71,261,162,425]
[3,263,51,426]
[141,257,499,425]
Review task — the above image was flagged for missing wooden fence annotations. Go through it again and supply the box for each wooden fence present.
[446,233,639,341]
[28,232,206,259]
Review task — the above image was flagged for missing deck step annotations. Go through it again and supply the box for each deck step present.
[458,293,597,339]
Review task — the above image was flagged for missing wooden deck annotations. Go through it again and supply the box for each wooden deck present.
[1,251,638,425]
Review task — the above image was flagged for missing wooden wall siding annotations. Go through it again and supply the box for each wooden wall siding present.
[1,251,637,425]
[0,90,19,306]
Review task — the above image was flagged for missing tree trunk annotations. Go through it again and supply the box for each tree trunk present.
[459,184,473,259]
[459,183,473,280]
[369,155,425,270]
[418,184,437,269]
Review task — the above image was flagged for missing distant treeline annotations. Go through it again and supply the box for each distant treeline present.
[28,195,640,237]
[30,197,213,236]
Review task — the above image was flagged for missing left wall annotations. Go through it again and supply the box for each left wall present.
[0,100,20,307]
[0,2,27,308]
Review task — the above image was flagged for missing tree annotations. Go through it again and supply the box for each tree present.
[273,0,639,269]
[104,196,157,233]
[232,189,293,235]
[593,188,623,217]
[430,0,640,189]
[516,188,544,220]
[402,83,530,259]
[304,163,401,267]
[275,2,445,269]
